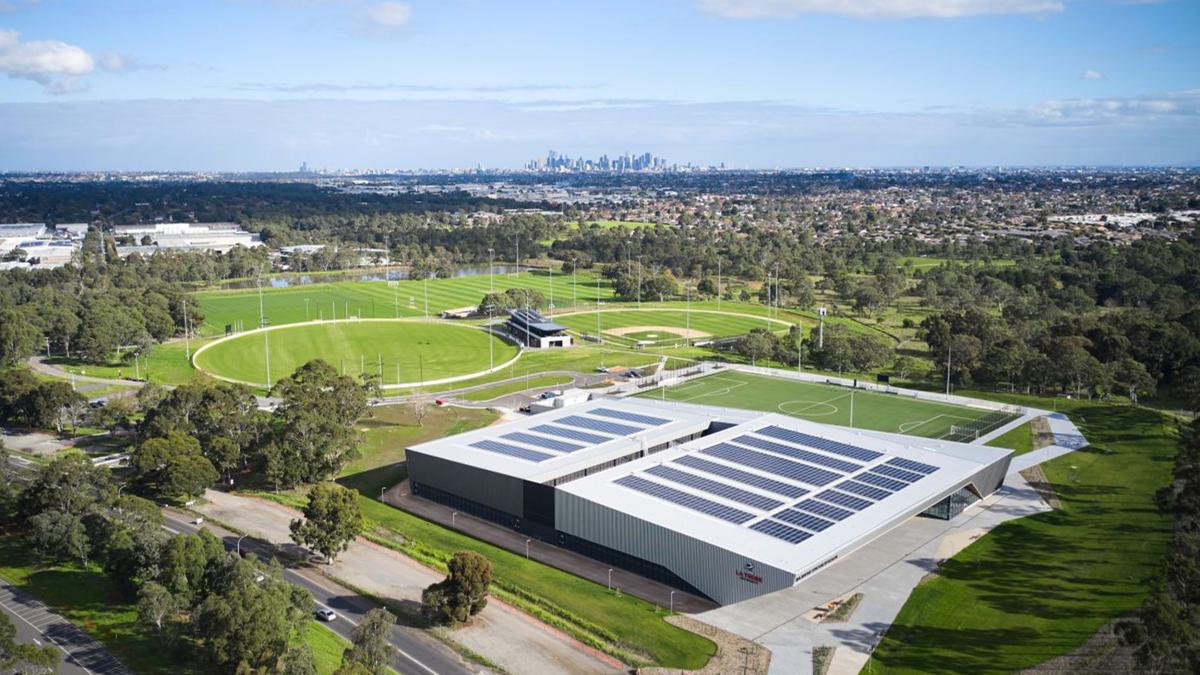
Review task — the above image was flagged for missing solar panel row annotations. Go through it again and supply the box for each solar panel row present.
[469,440,554,463]
[558,415,642,436]
[646,465,783,511]
[590,407,671,427]
[502,431,581,453]
[793,498,854,521]
[774,508,835,532]
[815,489,874,511]
[751,519,812,544]
[675,455,810,498]
[530,424,611,445]
[702,443,842,486]
[836,479,893,501]
[733,435,863,473]
[886,457,940,475]
[756,425,884,462]
[871,464,925,483]
[614,475,755,524]
[855,471,910,491]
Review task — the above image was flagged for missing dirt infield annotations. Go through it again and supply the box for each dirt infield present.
[604,325,713,339]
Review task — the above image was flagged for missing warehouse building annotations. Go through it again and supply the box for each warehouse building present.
[407,398,1012,604]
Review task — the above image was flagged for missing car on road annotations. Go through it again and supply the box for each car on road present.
[315,608,337,622]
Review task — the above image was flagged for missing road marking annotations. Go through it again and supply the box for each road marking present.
[0,594,96,675]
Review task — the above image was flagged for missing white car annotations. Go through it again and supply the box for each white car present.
[315,608,337,622]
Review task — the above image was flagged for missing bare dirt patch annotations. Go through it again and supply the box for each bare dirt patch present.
[1020,464,1063,510]
[1031,416,1056,449]
[605,325,713,339]
[1019,619,1137,674]
[639,614,770,675]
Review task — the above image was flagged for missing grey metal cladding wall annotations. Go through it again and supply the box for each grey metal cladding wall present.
[967,452,1013,496]
[407,450,524,516]
[554,491,792,605]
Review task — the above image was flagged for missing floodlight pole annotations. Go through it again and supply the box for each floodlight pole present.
[549,264,554,313]
[596,277,601,341]
[717,257,722,311]
[637,255,642,309]
[424,273,429,318]
[945,342,952,397]
[182,299,191,359]
[849,389,855,429]
[571,257,577,308]
[258,278,270,389]
[686,281,691,345]
[488,247,494,293]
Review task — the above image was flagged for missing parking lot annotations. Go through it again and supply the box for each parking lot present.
[0,582,133,675]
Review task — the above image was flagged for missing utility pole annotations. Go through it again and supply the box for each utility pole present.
[183,299,191,360]
[717,257,722,312]
[945,342,953,396]
[258,277,270,389]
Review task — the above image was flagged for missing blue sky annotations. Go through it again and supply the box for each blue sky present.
[0,0,1197,170]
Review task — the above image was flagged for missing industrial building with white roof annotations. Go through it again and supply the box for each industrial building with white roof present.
[407,396,1012,604]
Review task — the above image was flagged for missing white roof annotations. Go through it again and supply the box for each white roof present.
[559,411,1011,575]
[408,397,759,483]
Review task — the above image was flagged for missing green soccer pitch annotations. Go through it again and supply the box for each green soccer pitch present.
[192,319,518,388]
[643,370,1011,440]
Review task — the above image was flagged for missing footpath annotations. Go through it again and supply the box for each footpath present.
[195,489,623,675]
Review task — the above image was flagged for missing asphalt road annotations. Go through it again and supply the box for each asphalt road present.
[0,582,131,675]
[161,511,476,675]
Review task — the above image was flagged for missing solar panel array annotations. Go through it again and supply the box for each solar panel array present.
[614,475,755,524]
[502,431,582,453]
[646,464,783,510]
[558,414,642,437]
[590,407,671,427]
[531,424,611,445]
[605,421,954,548]
[469,440,554,462]
[702,443,842,486]
[756,425,884,462]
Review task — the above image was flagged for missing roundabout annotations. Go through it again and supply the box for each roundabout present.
[192,318,520,389]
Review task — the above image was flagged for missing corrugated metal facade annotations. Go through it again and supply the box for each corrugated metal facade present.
[555,491,794,605]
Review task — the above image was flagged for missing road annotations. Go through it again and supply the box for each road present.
[0,582,132,675]
[161,511,477,675]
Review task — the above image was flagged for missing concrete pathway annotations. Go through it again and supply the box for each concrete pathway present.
[1008,413,1089,473]
[196,490,623,675]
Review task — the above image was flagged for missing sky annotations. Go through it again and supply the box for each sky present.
[0,0,1197,171]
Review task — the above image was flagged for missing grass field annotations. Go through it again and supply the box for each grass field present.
[193,320,517,388]
[985,420,1034,455]
[195,271,616,337]
[338,405,499,496]
[49,339,202,387]
[555,308,789,347]
[868,396,1176,673]
[646,371,1008,440]
[304,622,350,675]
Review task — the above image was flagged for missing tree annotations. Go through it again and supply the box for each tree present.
[131,431,218,499]
[266,360,368,487]
[1111,358,1156,405]
[735,329,776,366]
[0,612,59,674]
[136,582,177,633]
[891,355,926,382]
[290,483,363,563]
[0,307,41,367]
[20,453,113,520]
[29,508,91,564]
[280,645,319,675]
[340,607,394,674]
[420,551,492,625]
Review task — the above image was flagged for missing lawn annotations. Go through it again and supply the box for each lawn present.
[458,374,573,401]
[195,270,616,337]
[303,622,349,675]
[48,339,201,387]
[555,308,789,345]
[0,535,196,674]
[338,404,498,496]
[866,396,1177,673]
[985,420,1034,455]
[647,371,1009,440]
[193,320,517,388]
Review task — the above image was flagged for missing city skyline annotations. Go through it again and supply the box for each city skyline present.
[0,1,1197,170]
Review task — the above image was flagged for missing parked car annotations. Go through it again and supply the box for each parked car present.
[315,608,336,622]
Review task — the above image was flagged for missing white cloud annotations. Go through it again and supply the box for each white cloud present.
[0,28,94,93]
[363,1,412,28]
[696,0,1063,19]
[1081,69,1104,80]
[986,89,1200,126]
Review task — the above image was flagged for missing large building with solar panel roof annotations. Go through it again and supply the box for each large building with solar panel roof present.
[406,397,1012,604]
